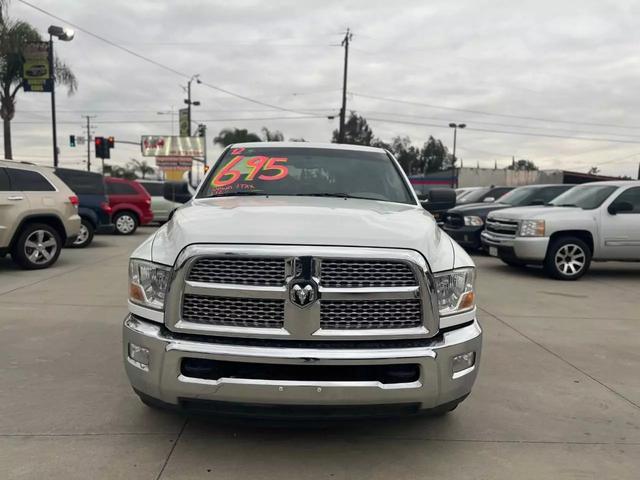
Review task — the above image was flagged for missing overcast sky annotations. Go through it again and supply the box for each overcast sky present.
[5,0,640,178]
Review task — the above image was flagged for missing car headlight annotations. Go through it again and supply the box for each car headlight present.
[519,219,545,237]
[433,268,476,316]
[129,259,172,310]
[464,216,484,227]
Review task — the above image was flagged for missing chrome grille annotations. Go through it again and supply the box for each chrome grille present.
[188,257,285,286]
[182,294,284,328]
[320,260,417,288]
[320,299,422,329]
[486,218,519,238]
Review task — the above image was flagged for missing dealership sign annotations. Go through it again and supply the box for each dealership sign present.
[141,135,204,157]
[22,42,53,92]
[155,156,193,171]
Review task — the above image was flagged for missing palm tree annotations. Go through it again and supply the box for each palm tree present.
[1,14,77,159]
[213,128,261,147]
[128,159,155,179]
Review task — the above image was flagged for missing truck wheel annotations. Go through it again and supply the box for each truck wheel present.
[114,211,138,235]
[12,223,62,270]
[70,219,94,248]
[544,236,591,280]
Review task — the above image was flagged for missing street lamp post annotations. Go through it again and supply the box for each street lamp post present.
[184,75,201,136]
[47,25,74,168]
[448,122,466,188]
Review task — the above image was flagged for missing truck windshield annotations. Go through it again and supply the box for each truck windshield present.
[548,185,617,209]
[198,146,415,204]
[497,186,542,206]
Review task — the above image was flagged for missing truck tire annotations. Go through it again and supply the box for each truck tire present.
[70,218,94,248]
[11,223,62,270]
[544,236,591,280]
[113,211,138,235]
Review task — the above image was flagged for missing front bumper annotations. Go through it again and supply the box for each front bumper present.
[123,315,482,413]
[442,225,483,249]
[481,230,549,261]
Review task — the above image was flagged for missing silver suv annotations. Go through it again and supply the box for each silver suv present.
[0,160,81,269]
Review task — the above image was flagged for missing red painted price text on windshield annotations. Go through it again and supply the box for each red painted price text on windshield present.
[212,156,289,187]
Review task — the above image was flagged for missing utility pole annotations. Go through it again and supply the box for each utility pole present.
[48,35,58,167]
[184,75,201,136]
[448,123,466,187]
[338,28,352,143]
[83,115,95,172]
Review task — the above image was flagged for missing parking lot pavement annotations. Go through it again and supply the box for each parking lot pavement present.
[1,231,639,479]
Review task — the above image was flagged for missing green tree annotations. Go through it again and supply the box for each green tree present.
[288,137,306,142]
[331,111,373,145]
[213,128,261,147]
[261,127,284,142]
[419,136,450,173]
[389,136,420,174]
[508,159,538,171]
[104,164,138,180]
[128,159,155,179]
[588,166,600,175]
[0,13,77,159]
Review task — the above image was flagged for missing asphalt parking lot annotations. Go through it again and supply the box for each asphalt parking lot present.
[0,228,639,479]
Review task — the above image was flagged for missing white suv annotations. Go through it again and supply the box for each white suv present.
[481,181,640,279]
[0,160,81,269]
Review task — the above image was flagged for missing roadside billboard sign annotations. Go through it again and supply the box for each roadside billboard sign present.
[141,135,204,157]
[179,108,189,136]
[22,42,53,92]
[155,156,193,171]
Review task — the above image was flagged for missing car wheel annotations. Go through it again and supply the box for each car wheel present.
[544,236,592,280]
[70,219,94,248]
[12,223,62,270]
[114,212,138,235]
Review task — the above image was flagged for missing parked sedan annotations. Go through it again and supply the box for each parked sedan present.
[443,184,574,250]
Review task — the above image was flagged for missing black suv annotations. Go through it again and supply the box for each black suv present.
[443,184,574,250]
[54,168,113,247]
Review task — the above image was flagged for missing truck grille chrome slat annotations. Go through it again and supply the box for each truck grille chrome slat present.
[182,294,285,328]
[485,218,519,239]
[320,299,422,329]
[187,257,285,286]
[319,260,417,288]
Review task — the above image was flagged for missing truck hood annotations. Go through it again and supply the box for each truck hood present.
[147,196,457,272]
[489,205,584,220]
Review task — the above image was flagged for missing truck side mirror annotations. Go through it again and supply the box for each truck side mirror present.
[421,188,457,213]
[163,182,192,204]
[608,201,633,215]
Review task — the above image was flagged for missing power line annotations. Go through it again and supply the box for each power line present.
[16,0,319,116]
[13,115,331,125]
[352,92,640,131]
[363,116,640,145]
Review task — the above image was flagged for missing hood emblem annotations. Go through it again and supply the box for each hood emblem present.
[289,279,318,308]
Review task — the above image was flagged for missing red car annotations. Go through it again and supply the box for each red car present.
[105,177,153,235]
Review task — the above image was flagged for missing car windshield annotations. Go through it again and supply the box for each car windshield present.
[548,185,618,209]
[198,146,415,204]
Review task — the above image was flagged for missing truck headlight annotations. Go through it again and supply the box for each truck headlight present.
[464,216,484,227]
[433,268,476,316]
[519,219,545,237]
[129,259,171,310]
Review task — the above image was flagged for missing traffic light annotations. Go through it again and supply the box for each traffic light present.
[69,135,76,147]
[94,136,110,159]
[107,136,115,148]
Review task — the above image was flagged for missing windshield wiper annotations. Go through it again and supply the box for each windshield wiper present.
[553,203,579,208]
[294,193,378,200]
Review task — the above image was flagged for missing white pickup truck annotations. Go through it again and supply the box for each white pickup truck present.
[123,142,482,418]
[481,181,640,280]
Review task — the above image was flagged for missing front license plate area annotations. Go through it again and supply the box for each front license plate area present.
[489,247,498,257]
